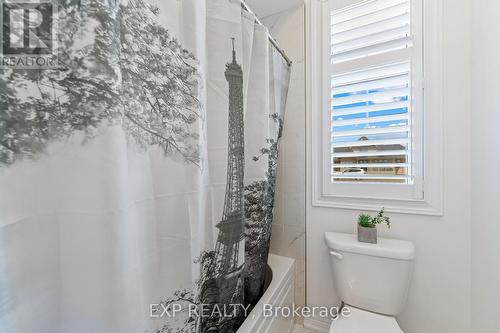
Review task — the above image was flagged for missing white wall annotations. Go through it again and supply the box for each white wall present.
[305,0,472,332]
[471,0,500,331]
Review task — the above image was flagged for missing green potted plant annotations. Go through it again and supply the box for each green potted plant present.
[357,208,391,244]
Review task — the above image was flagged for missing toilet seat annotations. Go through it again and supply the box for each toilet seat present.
[329,306,404,333]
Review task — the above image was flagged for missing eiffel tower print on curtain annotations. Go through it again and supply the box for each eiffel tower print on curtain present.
[199,38,246,333]
[213,38,246,333]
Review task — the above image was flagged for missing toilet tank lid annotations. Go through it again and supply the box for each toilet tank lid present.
[324,232,415,260]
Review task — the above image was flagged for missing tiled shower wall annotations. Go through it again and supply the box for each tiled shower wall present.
[263,4,306,319]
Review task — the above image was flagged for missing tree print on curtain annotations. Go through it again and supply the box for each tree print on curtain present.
[0,0,288,331]
[244,114,284,308]
[0,0,201,167]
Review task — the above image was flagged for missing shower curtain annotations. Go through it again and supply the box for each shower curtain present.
[0,0,290,332]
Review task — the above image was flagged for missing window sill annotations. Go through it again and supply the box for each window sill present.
[312,193,443,216]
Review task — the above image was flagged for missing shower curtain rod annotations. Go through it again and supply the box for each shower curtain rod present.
[240,0,293,67]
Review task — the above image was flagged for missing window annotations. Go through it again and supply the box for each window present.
[331,62,412,184]
[308,0,444,214]
[330,0,417,186]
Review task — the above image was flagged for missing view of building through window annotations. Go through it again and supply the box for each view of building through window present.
[330,0,413,184]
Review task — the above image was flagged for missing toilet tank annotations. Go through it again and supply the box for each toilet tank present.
[324,232,415,316]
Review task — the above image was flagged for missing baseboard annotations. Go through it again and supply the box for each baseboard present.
[303,317,330,333]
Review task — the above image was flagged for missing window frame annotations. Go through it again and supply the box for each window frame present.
[307,0,444,215]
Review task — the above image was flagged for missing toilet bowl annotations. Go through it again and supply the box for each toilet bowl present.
[330,306,403,333]
[324,232,415,333]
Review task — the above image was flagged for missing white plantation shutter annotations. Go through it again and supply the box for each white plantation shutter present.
[331,0,412,64]
[329,0,415,184]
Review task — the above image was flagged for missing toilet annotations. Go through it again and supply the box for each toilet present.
[324,232,415,333]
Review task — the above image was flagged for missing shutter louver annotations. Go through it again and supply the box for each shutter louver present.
[331,0,412,64]
[330,0,414,184]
